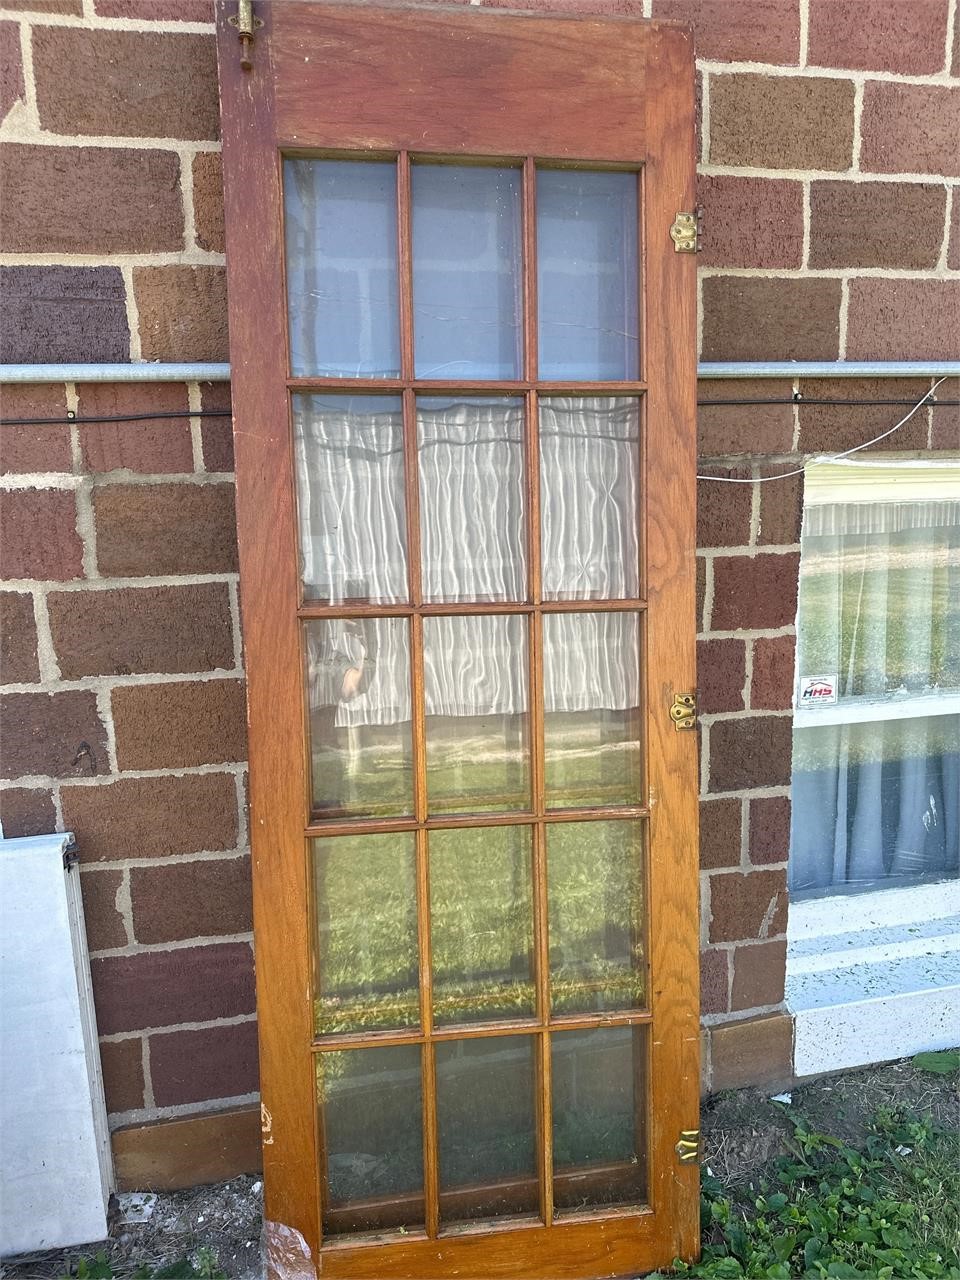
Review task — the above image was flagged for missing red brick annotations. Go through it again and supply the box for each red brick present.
[193,151,224,253]
[697,468,752,548]
[697,380,794,457]
[948,197,960,272]
[113,679,247,770]
[797,377,930,453]
[710,1012,793,1090]
[0,0,81,10]
[0,22,23,125]
[1,145,183,254]
[0,785,55,837]
[130,856,252,944]
[711,553,800,631]
[709,868,787,943]
[99,1038,145,1114]
[709,716,793,792]
[150,1020,258,1108]
[0,266,129,364]
[749,795,791,866]
[200,383,233,471]
[47,583,234,678]
[696,557,706,631]
[809,181,946,270]
[134,266,228,362]
[731,940,787,1011]
[80,868,127,952]
[1,591,39,683]
[0,690,108,780]
[76,383,193,477]
[94,0,213,17]
[809,0,949,75]
[846,281,960,362]
[702,278,841,363]
[0,383,71,477]
[652,0,799,62]
[931,377,959,450]
[698,638,746,714]
[91,942,255,1034]
[0,489,82,582]
[93,483,237,577]
[700,795,742,870]
[861,83,960,177]
[33,28,219,140]
[757,469,801,546]
[700,948,730,1016]
[709,74,854,171]
[697,176,803,270]
[61,773,238,862]
[751,636,795,711]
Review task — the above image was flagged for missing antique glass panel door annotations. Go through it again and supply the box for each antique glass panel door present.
[216,5,699,1277]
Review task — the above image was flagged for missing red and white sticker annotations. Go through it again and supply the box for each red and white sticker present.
[798,674,838,706]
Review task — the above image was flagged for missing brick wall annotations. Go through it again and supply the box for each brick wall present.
[0,0,958,1171]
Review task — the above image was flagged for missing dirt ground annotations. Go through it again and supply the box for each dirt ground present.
[3,1056,957,1280]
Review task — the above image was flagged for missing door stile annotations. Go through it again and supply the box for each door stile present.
[640,22,700,1261]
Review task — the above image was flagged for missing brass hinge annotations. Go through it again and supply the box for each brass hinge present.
[676,1128,701,1164]
[669,692,698,731]
[670,209,701,253]
[228,0,263,70]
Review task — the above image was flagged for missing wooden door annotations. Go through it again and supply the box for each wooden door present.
[215,5,699,1277]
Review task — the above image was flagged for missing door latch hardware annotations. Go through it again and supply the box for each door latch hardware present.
[228,0,263,70]
[676,1129,701,1163]
[670,210,699,253]
[670,692,698,731]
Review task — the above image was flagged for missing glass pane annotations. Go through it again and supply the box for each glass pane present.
[318,1044,424,1235]
[412,165,522,379]
[313,833,419,1034]
[284,159,400,378]
[540,398,640,600]
[544,613,642,808]
[435,1035,538,1222]
[430,826,535,1025]
[306,618,413,819]
[293,395,407,604]
[551,1026,647,1214]
[547,821,646,1015]
[417,397,527,603]
[424,614,530,814]
[537,169,639,380]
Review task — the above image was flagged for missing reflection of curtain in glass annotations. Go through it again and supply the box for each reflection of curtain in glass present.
[790,495,960,894]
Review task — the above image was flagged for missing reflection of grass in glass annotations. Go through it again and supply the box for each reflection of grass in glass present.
[792,714,960,772]
[545,712,640,808]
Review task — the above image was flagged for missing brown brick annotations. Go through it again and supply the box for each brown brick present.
[709,867,787,943]
[949,196,960,272]
[809,181,946,270]
[113,679,247,770]
[77,383,194,475]
[112,1105,261,1192]
[749,795,791,866]
[703,278,841,363]
[1,591,38,682]
[697,468,752,548]
[99,1038,145,1114]
[0,0,82,10]
[700,948,730,1016]
[134,266,228,362]
[80,868,127,951]
[0,385,73,474]
[700,795,742,870]
[0,21,23,125]
[861,83,960,177]
[652,0,799,62]
[697,176,803,270]
[0,785,55,837]
[0,266,129,364]
[752,636,795,711]
[698,638,746,714]
[0,690,108,780]
[931,377,960,450]
[846,281,960,362]
[33,28,218,141]
[91,942,254,1034]
[199,383,233,471]
[696,556,706,632]
[710,1012,793,1091]
[130,855,252,945]
[94,0,213,17]
[810,0,949,74]
[712,552,800,632]
[61,773,238,862]
[150,1020,258,1107]
[0,489,82,582]
[697,380,795,457]
[731,939,786,1011]
[47,583,234,679]
[94,483,237,577]
[757,469,801,546]
[797,377,931,452]
[193,151,224,253]
[709,715,793,792]
[709,74,854,171]
[0,145,183,255]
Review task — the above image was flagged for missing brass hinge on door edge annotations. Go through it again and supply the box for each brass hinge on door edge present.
[676,1129,701,1164]
[670,692,698,731]
[670,209,702,253]
[228,0,263,70]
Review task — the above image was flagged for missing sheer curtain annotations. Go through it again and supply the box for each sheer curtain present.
[790,462,960,896]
